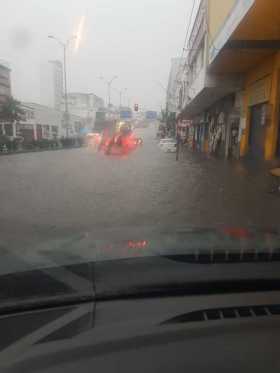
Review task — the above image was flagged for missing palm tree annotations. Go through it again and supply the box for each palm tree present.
[0,97,24,137]
[0,97,24,122]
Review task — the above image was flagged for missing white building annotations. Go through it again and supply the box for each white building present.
[19,102,86,142]
[0,60,12,136]
[180,0,243,118]
[166,58,185,113]
[67,92,105,133]
[0,60,11,105]
[40,60,63,111]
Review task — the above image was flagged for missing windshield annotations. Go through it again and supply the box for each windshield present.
[1,1,280,278]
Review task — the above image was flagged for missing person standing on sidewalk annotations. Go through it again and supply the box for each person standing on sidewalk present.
[176,133,181,161]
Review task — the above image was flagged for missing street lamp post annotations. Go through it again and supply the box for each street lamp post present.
[48,35,76,137]
[99,76,118,108]
[118,88,127,109]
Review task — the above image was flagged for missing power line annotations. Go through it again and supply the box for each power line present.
[181,0,197,58]
[174,0,197,91]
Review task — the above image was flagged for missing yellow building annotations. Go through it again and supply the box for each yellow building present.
[179,0,250,159]
[208,0,236,45]
[179,0,280,160]
[209,0,280,160]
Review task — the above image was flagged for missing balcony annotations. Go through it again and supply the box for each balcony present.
[181,64,243,118]
[179,0,243,118]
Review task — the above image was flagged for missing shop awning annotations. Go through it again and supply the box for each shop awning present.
[180,75,243,119]
[209,0,280,74]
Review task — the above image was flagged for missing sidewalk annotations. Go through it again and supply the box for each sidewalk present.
[0,144,84,157]
[179,145,280,195]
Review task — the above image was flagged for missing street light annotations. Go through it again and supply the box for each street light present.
[114,88,127,109]
[154,80,168,94]
[154,80,179,113]
[99,75,118,108]
[48,34,77,137]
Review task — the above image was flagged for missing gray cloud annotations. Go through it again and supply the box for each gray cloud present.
[0,0,195,110]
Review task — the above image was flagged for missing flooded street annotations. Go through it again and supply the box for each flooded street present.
[0,125,279,249]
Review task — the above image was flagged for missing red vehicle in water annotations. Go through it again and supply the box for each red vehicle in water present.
[98,121,142,156]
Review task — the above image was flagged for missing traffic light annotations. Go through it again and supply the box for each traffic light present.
[134,104,139,112]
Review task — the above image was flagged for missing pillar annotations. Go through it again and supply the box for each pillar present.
[264,53,280,160]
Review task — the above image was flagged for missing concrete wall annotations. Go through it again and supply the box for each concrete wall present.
[208,0,236,41]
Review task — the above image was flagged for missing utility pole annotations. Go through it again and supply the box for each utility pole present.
[48,35,76,137]
[118,88,127,109]
[100,76,118,108]
[63,45,69,136]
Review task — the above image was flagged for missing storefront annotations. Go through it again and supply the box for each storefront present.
[227,111,241,159]
[176,120,190,143]
[191,114,206,152]
[206,94,237,159]
[248,103,267,159]
[186,124,195,150]
[240,52,280,161]
[246,76,271,159]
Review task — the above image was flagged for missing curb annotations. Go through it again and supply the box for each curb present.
[0,146,84,157]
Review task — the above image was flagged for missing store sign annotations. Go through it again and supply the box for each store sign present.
[20,123,33,130]
[248,76,271,106]
[181,120,191,127]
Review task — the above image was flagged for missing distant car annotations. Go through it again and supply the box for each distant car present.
[158,138,174,146]
[158,138,177,153]
[86,133,102,149]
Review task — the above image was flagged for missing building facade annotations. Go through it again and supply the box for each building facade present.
[67,92,105,134]
[0,60,12,137]
[176,0,280,161]
[0,60,11,104]
[40,60,63,111]
[177,0,243,159]
[166,58,184,113]
[19,103,86,142]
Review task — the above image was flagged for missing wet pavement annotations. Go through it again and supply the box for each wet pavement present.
[0,125,280,249]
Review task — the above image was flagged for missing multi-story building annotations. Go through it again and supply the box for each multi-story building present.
[0,60,11,104]
[67,92,105,133]
[210,0,280,161]
[177,0,280,161]
[0,60,13,137]
[166,58,185,113]
[40,60,63,111]
[177,0,243,158]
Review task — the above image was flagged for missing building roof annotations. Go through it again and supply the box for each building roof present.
[68,92,103,100]
[0,60,11,71]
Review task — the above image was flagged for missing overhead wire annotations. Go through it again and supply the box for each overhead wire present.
[175,0,197,83]
[169,0,197,115]
[171,0,222,109]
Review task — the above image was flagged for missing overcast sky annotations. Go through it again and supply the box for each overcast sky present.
[0,0,197,110]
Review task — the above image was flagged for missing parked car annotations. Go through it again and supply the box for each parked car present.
[158,138,177,153]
